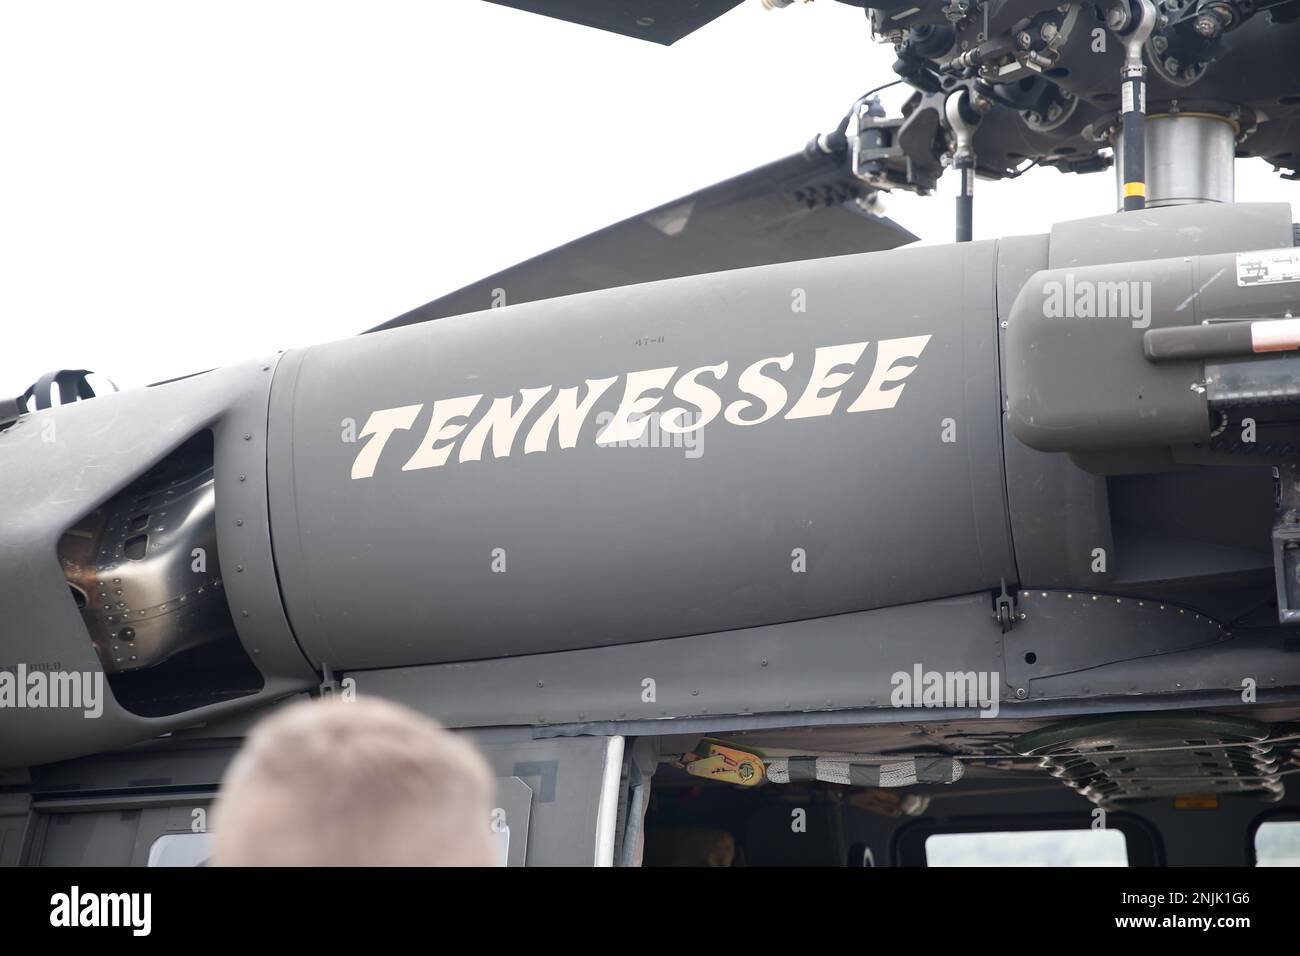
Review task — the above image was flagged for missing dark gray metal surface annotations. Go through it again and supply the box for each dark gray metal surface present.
[270,241,1011,670]
[4,203,1298,779]
[369,149,918,333]
[1008,242,1300,454]
[996,232,1115,589]
[350,586,1300,729]
[1007,254,1212,452]
[467,732,620,866]
[483,0,743,46]
[531,692,1300,744]
[0,358,316,770]
[1046,202,1294,271]
[998,202,1297,595]
[352,593,1007,726]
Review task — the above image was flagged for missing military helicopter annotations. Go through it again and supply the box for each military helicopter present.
[2,0,1300,869]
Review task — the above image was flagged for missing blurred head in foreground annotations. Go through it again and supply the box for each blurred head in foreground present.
[212,696,495,866]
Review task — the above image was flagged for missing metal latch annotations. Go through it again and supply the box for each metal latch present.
[994,580,1018,633]
[679,740,766,787]
[319,664,340,697]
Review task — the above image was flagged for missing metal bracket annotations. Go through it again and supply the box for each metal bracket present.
[994,579,1018,632]
[679,739,765,787]
[319,664,340,697]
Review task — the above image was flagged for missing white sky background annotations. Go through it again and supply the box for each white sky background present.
[2,0,1297,396]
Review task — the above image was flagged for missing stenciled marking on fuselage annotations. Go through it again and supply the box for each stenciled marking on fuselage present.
[349,335,933,479]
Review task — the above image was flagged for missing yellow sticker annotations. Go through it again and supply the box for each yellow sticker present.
[1173,794,1219,810]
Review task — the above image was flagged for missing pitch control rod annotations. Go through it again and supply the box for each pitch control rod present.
[945,89,980,242]
[1117,0,1158,210]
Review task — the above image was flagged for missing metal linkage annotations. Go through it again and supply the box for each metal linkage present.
[1118,0,1159,210]
[945,88,981,242]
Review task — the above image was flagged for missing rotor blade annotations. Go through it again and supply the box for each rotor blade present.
[484,0,744,45]
[369,148,917,333]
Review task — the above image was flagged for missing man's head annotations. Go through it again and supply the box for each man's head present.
[211,697,496,866]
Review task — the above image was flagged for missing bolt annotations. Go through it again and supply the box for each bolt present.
[1016,687,1028,699]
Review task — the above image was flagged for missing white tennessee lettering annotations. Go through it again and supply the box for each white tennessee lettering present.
[350,336,933,478]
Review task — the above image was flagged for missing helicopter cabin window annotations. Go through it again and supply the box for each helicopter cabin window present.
[925,828,1129,867]
[146,833,211,867]
[1254,820,1300,867]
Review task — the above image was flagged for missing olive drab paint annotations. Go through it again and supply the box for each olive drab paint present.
[5,203,1294,771]
[266,240,1014,670]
